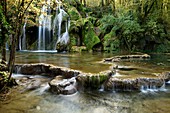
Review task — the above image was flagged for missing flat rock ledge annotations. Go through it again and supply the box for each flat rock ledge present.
[104,77,164,91]
[14,63,169,94]
[14,63,80,78]
[104,54,150,62]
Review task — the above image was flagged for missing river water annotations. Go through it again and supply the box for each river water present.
[0,52,170,113]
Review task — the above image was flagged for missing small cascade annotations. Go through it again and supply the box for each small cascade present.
[6,42,9,50]
[140,85,158,93]
[15,66,22,74]
[19,17,27,50]
[99,84,104,92]
[57,19,70,45]
[159,81,167,91]
[36,83,50,95]
[140,83,167,93]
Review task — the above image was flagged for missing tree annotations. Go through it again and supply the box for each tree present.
[5,0,34,81]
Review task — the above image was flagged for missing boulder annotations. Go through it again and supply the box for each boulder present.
[49,76,77,95]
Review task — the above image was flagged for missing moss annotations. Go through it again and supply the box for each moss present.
[84,22,100,50]
[88,74,108,89]
[99,74,107,83]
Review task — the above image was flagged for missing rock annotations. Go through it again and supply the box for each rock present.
[26,79,42,90]
[76,70,112,89]
[14,63,81,78]
[49,76,77,95]
[103,54,150,62]
[160,71,170,82]
[13,63,167,92]
[60,67,80,78]
[14,63,51,75]
[136,78,163,89]
[104,77,164,91]
[104,78,138,91]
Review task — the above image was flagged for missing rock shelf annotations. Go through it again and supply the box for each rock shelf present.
[14,63,169,95]
[104,54,150,62]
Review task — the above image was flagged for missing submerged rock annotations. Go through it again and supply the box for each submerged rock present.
[104,54,150,62]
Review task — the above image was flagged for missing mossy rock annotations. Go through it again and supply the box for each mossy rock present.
[76,71,112,89]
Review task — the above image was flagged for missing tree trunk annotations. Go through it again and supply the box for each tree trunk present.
[100,0,104,6]
[80,0,82,4]
[7,0,34,81]
[83,0,86,6]
[111,0,115,13]
[8,24,19,81]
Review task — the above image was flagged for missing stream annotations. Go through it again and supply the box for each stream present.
[0,52,170,113]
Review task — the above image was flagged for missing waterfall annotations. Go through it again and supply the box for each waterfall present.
[159,81,167,91]
[55,19,70,49]
[53,2,69,48]
[6,42,9,50]
[19,17,27,50]
[37,0,69,51]
[38,4,49,50]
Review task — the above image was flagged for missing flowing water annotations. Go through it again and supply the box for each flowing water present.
[19,17,27,50]
[0,52,170,113]
[38,0,69,50]
[19,0,70,51]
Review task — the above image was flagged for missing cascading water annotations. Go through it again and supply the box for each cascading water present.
[38,1,51,50]
[19,17,27,50]
[37,0,70,51]
[55,19,70,49]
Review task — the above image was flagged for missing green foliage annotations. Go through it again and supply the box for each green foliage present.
[99,12,143,52]
[98,4,170,53]
[84,22,100,50]
[99,14,116,34]
[68,6,82,20]
[0,5,9,46]
[0,71,9,83]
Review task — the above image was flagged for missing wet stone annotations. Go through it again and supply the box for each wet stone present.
[49,76,77,95]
